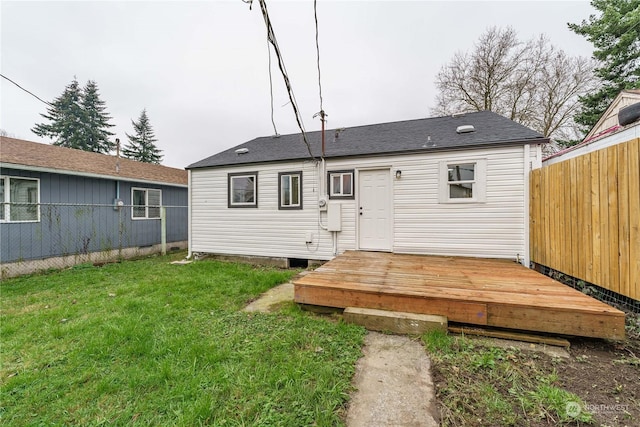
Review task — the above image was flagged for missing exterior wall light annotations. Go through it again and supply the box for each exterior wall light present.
[395,170,402,179]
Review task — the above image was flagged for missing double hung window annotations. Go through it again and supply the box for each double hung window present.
[279,171,302,209]
[0,176,39,222]
[132,188,162,219]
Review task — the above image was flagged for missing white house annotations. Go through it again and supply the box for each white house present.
[583,89,640,142]
[544,90,640,166]
[187,111,548,267]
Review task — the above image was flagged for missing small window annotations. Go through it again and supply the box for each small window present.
[328,170,354,200]
[279,171,303,210]
[448,163,475,198]
[439,160,486,203]
[228,172,258,208]
[132,188,162,219]
[0,176,40,222]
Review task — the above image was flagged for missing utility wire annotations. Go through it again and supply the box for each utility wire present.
[257,0,314,159]
[267,38,279,136]
[313,0,323,113]
[1,74,119,151]
[1,74,53,107]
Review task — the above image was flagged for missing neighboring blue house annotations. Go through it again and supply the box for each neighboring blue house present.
[0,136,188,276]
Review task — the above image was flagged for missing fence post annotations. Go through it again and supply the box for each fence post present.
[161,206,167,255]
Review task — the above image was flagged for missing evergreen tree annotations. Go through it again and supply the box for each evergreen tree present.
[32,77,87,150]
[81,80,115,153]
[569,0,640,131]
[32,78,115,153]
[123,109,163,164]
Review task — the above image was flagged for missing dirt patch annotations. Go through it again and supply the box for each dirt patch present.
[430,333,639,427]
[346,332,438,427]
[551,337,640,426]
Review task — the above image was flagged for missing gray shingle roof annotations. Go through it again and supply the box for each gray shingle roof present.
[187,111,547,169]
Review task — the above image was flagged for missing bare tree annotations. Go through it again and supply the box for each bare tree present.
[432,27,598,144]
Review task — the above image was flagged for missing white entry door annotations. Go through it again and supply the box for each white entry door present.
[358,169,392,251]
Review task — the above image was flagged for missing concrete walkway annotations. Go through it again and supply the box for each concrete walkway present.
[243,282,439,426]
[243,282,294,312]
[346,332,438,427]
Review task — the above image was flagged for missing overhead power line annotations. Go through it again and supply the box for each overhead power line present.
[256,0,314,159]
[1,74,53,107]
[314,0,323,113]
[267,39,279,137]
[312,0,327,157]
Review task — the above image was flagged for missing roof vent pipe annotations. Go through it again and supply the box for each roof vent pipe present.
[456,125,475,134]
[235,148,249,155]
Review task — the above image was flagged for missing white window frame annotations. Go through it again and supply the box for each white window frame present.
[131,187,162,220]
[278,171,303,210]
[438,159,487,203]
[0,176,40,223]
[328,170,354,200]
[228,172,258,208]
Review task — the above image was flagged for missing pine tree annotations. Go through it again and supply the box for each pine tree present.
[569,0,640,131]
[32,78,115,153]
[81,80,115,153]
[123,109,163,164]
[32,77,87,150]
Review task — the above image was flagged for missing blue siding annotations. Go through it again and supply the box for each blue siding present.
[0,167,187,263]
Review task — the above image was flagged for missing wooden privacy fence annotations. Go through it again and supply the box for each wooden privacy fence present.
[530,137,640,301]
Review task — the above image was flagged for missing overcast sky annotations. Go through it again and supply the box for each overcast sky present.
[1,1,595,169]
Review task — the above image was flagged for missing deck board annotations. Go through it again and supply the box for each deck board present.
[294,251,626,339]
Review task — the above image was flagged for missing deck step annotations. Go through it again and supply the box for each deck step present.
[344,307,447,335]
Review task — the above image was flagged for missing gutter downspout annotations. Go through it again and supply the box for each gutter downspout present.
[523,144,531,267]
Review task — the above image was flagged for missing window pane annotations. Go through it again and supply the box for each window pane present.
[148,189,161,218]
[450,183,473,198]
[133,189,146,218]
[332,175,341,195]
[448,163,475,182]
[291,175,299,205]
[232,176,255,204]
[10,178,38,221]
[0,179,4,220]
[342,174,352,195]
[282,175,291,206]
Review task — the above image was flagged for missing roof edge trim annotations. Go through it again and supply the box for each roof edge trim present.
[187,138,549,170]
[0,163,188,188]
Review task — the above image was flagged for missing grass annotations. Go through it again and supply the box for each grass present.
[423,330,593,426]
[0,254,365,426]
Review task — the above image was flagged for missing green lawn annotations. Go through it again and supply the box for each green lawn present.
[0,254,365,426]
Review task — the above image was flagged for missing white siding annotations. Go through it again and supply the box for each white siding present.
[190,144,540,261]
[191,160,337,260]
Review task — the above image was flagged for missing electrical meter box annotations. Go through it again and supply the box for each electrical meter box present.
[327,203,341,232]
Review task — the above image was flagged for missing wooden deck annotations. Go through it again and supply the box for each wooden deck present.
[294,251,626,340]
